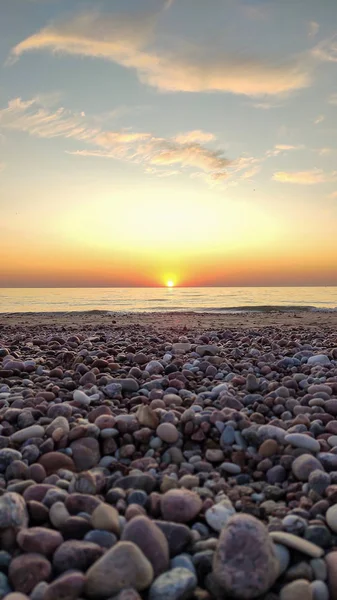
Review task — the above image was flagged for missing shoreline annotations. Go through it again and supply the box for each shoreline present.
[0,309,337,330]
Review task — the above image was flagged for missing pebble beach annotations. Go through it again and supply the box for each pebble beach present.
[0,310,337,600]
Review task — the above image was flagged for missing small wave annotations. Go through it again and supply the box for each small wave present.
[194,305,337,313]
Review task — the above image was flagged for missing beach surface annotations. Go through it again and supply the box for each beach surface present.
[1,310,337,598]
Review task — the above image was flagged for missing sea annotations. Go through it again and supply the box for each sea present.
[0,287,336,314]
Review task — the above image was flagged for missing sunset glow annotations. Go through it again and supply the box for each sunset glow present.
[0,1,337,287]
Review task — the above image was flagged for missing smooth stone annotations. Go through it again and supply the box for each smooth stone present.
[10,425,45,444]
[3,594,30,600]
[73,390,92,405]
[170,554,196,576]
[154,521,192,556]
[148,568,197,600]
[84,529,117,549]
[122,516,169,577]
[0,492,28,528]
[38,452,76,475]
[43,571,85,600]
[326,504,337,533]
[0,573,11,598]
[136,405,159,429]
[70,437,100,471]
[328,436,337,448]
[325,552,337,600]
[213,514,279,599]
[49,502,70,528]
[308,355,330,366]
[310,558,327,581]
[259,439,279,458]
[160,490,202,523]
[9,554,52,594]
[53,540,104,573]
[311,581,329,600]
[205,499,235,532]
[292,454,324,482]
[219,462,241,474]
[85,541,154,598]
[156,423,179,444]
[280,579,313,600]
[17,527,63,556]
[285,434,320,453]
[274,543,290,576]
[269,532,324,558]
[91,503,120,535]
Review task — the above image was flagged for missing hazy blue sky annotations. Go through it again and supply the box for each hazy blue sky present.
[1,0,337,286]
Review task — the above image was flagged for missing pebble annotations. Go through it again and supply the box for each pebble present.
[269,532,324,558]
[148,567,197,600]
[292,454,324,482]
[156,423,179,444]
[9,554,52,594]
[16,527,63,556]
[205,499,235,532]
[280,579,313,600]
[325,504,337,533]
[85,541,154,598]
[160,489,202,523]
[285,433,320,453]
[91,503,120,534]
[213,514,279,598]
[0,492,28,528]
[122,516,169,577]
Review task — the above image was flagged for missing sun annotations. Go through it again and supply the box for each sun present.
[166,280,175,288]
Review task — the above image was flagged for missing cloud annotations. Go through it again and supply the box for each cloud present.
[312,34,337,63]
[328,191,337,199]
[174,130,215,144]
[314,114,325,125]
[273,169,337,185]
[250,100,284,109]
[275,144,304,150]
[328,93,337,105]
[9,11,311,97]
[316,147,333,156]
[0,96,98,141]
[308,21,319,38]
[0,95,252,185]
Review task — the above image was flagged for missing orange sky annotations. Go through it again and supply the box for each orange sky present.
[1,0,337,286]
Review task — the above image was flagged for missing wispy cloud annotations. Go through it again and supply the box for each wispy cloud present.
[265,144,304,158]
[316,147,333,156]
[328,93,337,105]
[8,10,311,97]
[250,100,284,110]
[174,130,215,144]
[314,114,325,125]
[275,144,304,151]
[308,21,319,38]
[273,169,337,185]
[0,95,262,185]
[312,33,337,63]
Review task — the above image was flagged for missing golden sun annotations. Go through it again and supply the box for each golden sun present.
[166,280,175,288]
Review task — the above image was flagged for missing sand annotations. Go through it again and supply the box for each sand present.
[0,309,336,331]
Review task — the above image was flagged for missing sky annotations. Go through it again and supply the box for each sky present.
[0,0,337,287]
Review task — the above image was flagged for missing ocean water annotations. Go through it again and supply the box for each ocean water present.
[0,287,336,313]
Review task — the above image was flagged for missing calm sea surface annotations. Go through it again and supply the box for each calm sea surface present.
[0,287,336,313]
